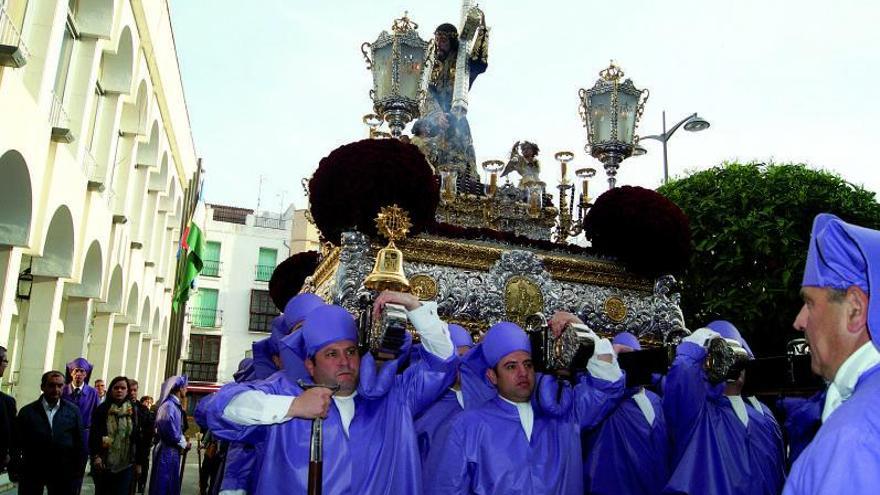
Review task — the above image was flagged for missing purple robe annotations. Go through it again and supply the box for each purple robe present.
[662,342,785,495]
[777,390,825,470]
[414,389,462,484]
[783,364,880,494]
[206,347,456,495]
[428,373,624,495]
[149,395,186,495]
[219,442,258,493]
[61,383,99,455]
[582,387,669,495]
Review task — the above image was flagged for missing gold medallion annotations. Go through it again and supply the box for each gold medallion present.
[504,276,544,322]
[604,296,628,322]
[410,274,439,301]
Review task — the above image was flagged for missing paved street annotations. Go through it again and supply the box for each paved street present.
[0,457,201,495]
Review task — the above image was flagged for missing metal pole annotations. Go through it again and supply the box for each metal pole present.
[662,111,669,184]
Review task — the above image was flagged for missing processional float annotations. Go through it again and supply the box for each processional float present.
[287,4,820,397]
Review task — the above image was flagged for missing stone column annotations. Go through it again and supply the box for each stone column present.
[61,297,92,363]
[0,247,23,347]
[152,345,167,398]
[18,277,65,403]
[108,323,129,378]
[125,329,142,379]
[137,334,153,393]
[87,313,115,382]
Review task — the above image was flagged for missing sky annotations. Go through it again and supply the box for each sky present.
[169,0,880,214]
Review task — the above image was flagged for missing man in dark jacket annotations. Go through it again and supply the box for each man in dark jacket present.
[10,370,83,495]
[0,346,16,472]
[130,380,155,493]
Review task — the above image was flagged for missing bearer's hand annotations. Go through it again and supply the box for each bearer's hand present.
[549,311,584,339]
[289,387,333,419]
[134,464,142,476]
[373,290,422,320]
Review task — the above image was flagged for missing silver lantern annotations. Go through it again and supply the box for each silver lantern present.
[578,62,649,188]
[361,14,428,138]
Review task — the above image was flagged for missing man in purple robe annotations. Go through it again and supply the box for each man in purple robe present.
[662,320,784,495]
[777,390,825,470]
[427,313,625,495]
[61,357,100,491]
[784,214,880,494]
[413,323,473,484]
[149,375,191,495]
[204,292,457,495]
[216,294,325,495]
[581,332,669,494]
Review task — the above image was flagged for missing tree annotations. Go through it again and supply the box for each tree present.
[658,162,880,356]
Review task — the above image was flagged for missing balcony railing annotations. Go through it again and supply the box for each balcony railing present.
[202,260,221,278]
[182,360,218,382]
[0,1,30,68]
[49,92,74,143]
[254,264,274,282]
[187,307,222,328]
[253,215,286,230]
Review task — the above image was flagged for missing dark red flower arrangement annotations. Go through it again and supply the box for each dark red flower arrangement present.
[269,250,319,311]
[308,139,439,245]
[583,186,691,277]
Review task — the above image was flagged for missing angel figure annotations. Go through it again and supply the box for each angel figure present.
[501,141,541,187]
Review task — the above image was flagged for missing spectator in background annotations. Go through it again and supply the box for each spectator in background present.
[62,357,101,492]
[95,379,107,404]
[9,370,83,495]
[129,380,154,494]
[90,377,145,495]
[0,346,16,472]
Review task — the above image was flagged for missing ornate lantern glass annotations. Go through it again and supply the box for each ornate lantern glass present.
[578,63,649,188]
[362,14,428,138]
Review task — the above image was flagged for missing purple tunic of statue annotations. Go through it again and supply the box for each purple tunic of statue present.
[205,346,455,495]
[582,386,669,495]
[662,342,785,495]
[777,390,825,470]
[61,357,100,458]
[783,364,880,494]
[150,376,188,495]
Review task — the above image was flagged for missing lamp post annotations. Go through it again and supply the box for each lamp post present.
[640,111,710,184]
[361,14,428,138]
[578,62,649,189]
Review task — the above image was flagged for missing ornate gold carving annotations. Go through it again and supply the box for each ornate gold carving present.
[310,247,340,291]
[603,296,628,322]
[504,276,544,324]
[394,236,653,292]
[410,274,439,300]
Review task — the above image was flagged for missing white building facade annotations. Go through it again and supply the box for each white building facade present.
[186,204,318,385]
[0,0,198,403]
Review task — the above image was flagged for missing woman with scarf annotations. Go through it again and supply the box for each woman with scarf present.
[90,377,145,495]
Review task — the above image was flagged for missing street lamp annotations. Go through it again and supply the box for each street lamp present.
[640,111,710,184]
[578,62,649,189]
[361,14,429,138]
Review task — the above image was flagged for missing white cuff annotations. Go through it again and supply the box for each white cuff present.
[222,390,294,425]
[408,301,453,359]
[682,327,721,347]
[177,436,187,449]
[588,339,623,382]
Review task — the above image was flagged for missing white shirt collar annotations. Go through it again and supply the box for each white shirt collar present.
[823,341,880,421]
[630,388,656,426]
[41,397,59,411]
[333,392,358,438]
[726,395,749,427]
[500,395,534,441]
